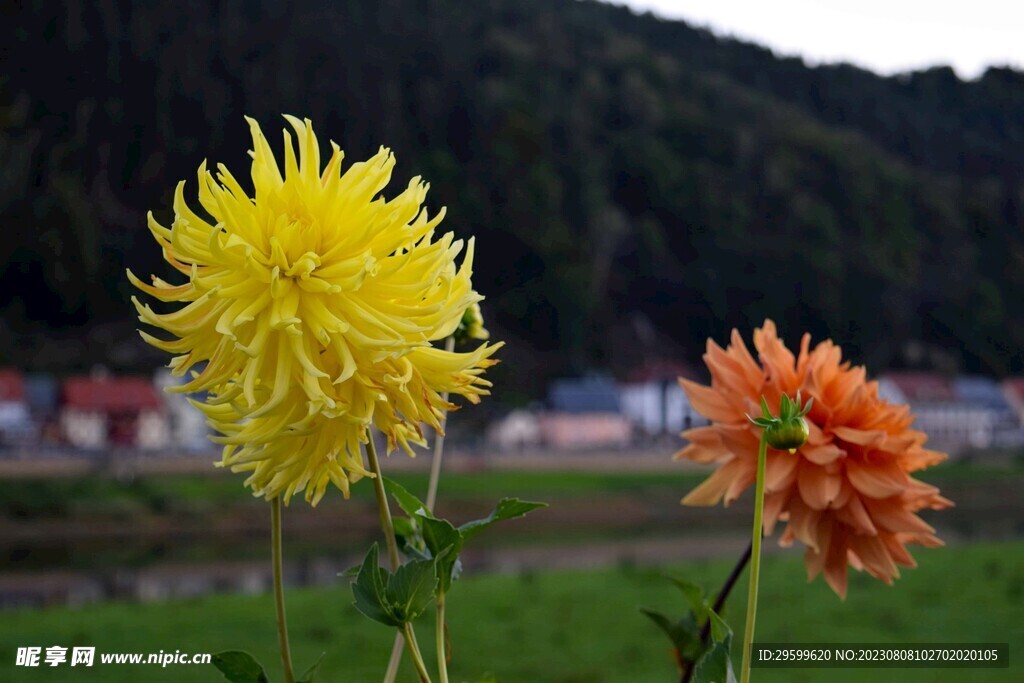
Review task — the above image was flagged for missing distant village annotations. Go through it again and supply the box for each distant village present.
[1,362,1023,458]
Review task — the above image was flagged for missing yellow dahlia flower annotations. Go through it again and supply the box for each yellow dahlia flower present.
[129,116,501,504]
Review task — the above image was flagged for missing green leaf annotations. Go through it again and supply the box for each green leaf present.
[691,611,736,683]
[420,516,463,593]
[759,395,771,419]
[385,478,432,520]
[392,515,419,540]
[211,651,269,683]
[707,610,732,645]
[667,577,707,618]
[352,545,400,627]
[296,652,326,683]
[459,498,547,541]
[639,608,699,653]
[388,556,439,622]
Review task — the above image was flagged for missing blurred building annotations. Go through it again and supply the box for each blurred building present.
[486,409,542,451]
[0,368,35,446]
[878,372,1022,454]
[617,360,707,436]
[60,375,169,449]
[538,376,631,449]
[23,373,61,445]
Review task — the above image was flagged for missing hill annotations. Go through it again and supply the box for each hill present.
[2,0,1023,400]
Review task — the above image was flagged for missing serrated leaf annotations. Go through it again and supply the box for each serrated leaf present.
[692,641,737,683]
[388,557,439,622]
[667,577,707,618]
[297,652,326,683]
[459,498,547,540]
[691,611,736,683]
[420,516,463,593]
[352,545,400,627]
[385,478,432,520]
[211,651,269,683]
[706,610,732,645]
[639,608,697,650]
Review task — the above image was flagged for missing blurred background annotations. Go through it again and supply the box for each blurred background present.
[1,0,1022,681]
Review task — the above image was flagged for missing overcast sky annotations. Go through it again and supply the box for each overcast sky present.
[613,0,1024,79]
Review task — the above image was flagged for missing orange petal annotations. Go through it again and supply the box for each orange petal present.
[763,489,791,535]
[797,461,842,510]
[822,526,849,599]
[834,494,877,535]
[847,534,899,583]
[728,328,765,386]
[786,497,823,551]
[863,498,935,534]
[705,339,761,397]
[831,425,887,448]
[764,451,799,493]
[674,439,729,464]
[845,458,908,498]
[681,458,746,506]
[801,441,845,465]
[803,517,833,580]
[880,532,918,568]
[679,378,738,423]
[723,460,757,505]
[715,423,761,458]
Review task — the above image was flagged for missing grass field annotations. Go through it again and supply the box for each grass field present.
[3,540,1021,682]
[1,458,1018,517]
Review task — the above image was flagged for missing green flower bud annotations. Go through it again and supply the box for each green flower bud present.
[747,392,813,453]
[454,302,489,344]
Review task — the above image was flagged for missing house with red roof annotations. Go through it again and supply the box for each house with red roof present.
[60,375,169,449]
[0,368,35,446]
[1002,378,1024,424]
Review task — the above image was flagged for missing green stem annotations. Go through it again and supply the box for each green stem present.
[435,594,450,683]
[365,430,401,569]
[403,623,433,683]
[271,496,295,683]
[739,433,768,683]
[385,336,456,683]
[425,335,456,512]
[365,430,432,683]
[382,637,403,683]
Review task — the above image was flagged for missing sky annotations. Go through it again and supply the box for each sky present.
[613,0,1024,79]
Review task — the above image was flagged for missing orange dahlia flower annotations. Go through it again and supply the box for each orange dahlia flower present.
[677,320,952,598]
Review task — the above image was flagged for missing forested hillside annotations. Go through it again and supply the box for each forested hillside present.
[3,0,1023,400]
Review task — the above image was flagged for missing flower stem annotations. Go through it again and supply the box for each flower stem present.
[271,496,295,683]
[403,622,433,683]
[365,430,432,683]
[425,335,456,511]
[435,594,450,683]
[382,638,403,683]
[739,433,769,683]
[384,336,456,683]
[365,430,401,569]
[681,541,753,683]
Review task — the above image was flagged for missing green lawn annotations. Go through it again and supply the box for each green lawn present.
[3,541,1021,682]
[2,458,1018,517]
